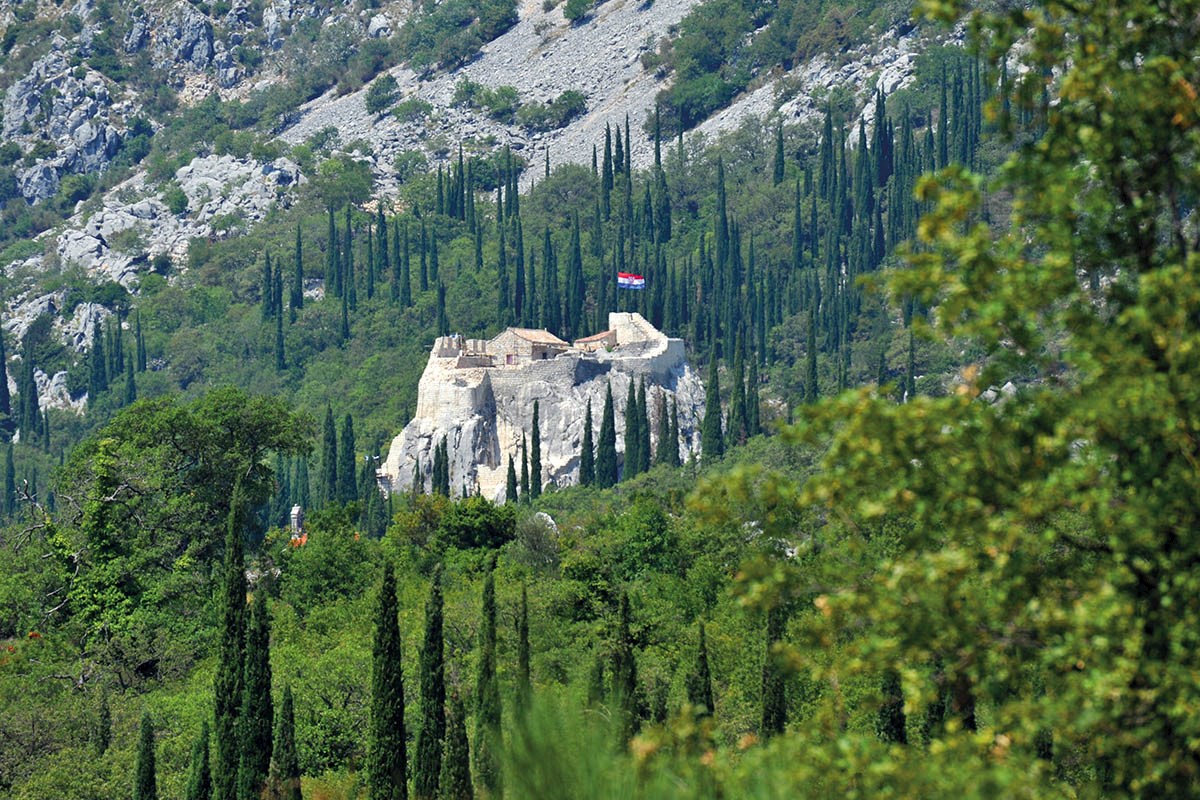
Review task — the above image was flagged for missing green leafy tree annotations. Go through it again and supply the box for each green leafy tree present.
[134,712,157,800]
[368,563,407,800]
[415,566,446,800]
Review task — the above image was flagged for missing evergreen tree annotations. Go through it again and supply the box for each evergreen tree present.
[613,592,639,742]
[805,308,819,404]
[747,357,761,437]
[93,689,112,756]
[415,566,446,800]
[135,312,147,372]
[440,692,472,800]
[214,494,247,800]
[700,359,724,461]
[636,379,651,474]
[773,124,785,185]
[268,685,301,800]
[321,407,338,506]
[291,224,304,317]
[88,318,108,405]
[0,327,11,426]
[530,400,542,498]
[338,414,358,504]
[668,399,681,467]
[579,398,594,486]
[474,557,501,796]
[596,383,618,488]
[238,594,273,800]
[761,605,786,738]
[124,359,137,406]
[654,391,672,467]
[519,434,529,501]
[135,712,158,800]
[2,444,13,517]
[685,622,714,716]
[505,455,518,503]
[516,583,531,715]
[368,563,407,800]
[326,208,339,295]
[623,380,639,480]
[262,252,275,321]
[274,306,285,371]
[876,669,907,745]
[185,722,212,800]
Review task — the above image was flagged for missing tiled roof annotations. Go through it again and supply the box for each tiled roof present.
[574,330,615,343]
[508,328,569,346]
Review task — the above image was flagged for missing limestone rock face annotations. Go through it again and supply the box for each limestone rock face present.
[380,314,705,502]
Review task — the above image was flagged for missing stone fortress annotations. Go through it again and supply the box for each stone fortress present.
[378,313,706,502]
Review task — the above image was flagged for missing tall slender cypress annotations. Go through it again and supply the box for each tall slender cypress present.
[516,583,531,714]
[269,685,301,800]
[440,692,472,800]
[519,434,529,501]
[596,383,618,488]
[636,380,651,474]
[761,605,787,738]
[214,492,247,800]
[623,380,639,480]
[530,400,542,498]
[579,398,594,486]
[474,557,501,796]
[321,407,338,506]
[685,622,714,716]
[338,414,358,504]
[238,595,273,800]
[135,712,158,800]
[291,224,304,318]
[877,669,907,744]
[415,566,446,800]
[613,592,639,742]
[185,722,212,800]
[700,360,724,461]
[506,454,518,503]
[654,391,671,467]
[135,312,147,372]
[368,563,407,800]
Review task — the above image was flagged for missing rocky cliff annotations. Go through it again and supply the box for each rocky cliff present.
[379,312,704,502]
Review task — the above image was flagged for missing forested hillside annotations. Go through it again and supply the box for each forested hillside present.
[4,0,1200,798]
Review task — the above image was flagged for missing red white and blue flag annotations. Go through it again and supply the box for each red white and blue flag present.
[617,272,646,290]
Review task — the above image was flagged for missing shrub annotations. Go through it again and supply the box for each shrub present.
[564,0,591,22]
[162,183,189,215]
[364,73,399,115]
[392,96,432,123]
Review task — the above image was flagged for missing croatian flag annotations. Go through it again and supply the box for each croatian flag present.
[617,272,646,290]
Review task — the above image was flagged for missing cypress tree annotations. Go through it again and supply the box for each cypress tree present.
[238,594,273,800]
[262,252,274,321]
[124,359,137,405]
[292,224,304,318]
[727,346,747,448]
[519,434,529,501]
[2,444,13,517]
[135,711,158,800]
[505,454,518,503]
[344,206,357,311]
[654,391,671,467]
[326,208,339,295]
[613,592,639,742]
[685,622,714,716]
[338,414,358,504]
[596,383,618,488]
[135,312,147,372]
[805,308,819,404]
[773,124,785,185]
[669,398,680,467]
[516,583,531,715]
[214,493,247,800]
[761,605,786,738]
[579,398,594,486]
[440,692,472,800]
[0,327,11,425]
[400,221,412,307]
[269,685,301,800]
[636,380,650,474]
[93,688,112,756]
[185,721,211,800]
[474,557,501,796]
[877,669,907,745]
[274,305,285,371]
[700,359,724,461]
[623,380,639,480]
[747,357,760,437]
[368,563,407,800]
[88,318,108,405]
[586,652,606,708]
[530,400,542,498]
[415,566,446,800]
[321,407,337,506]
